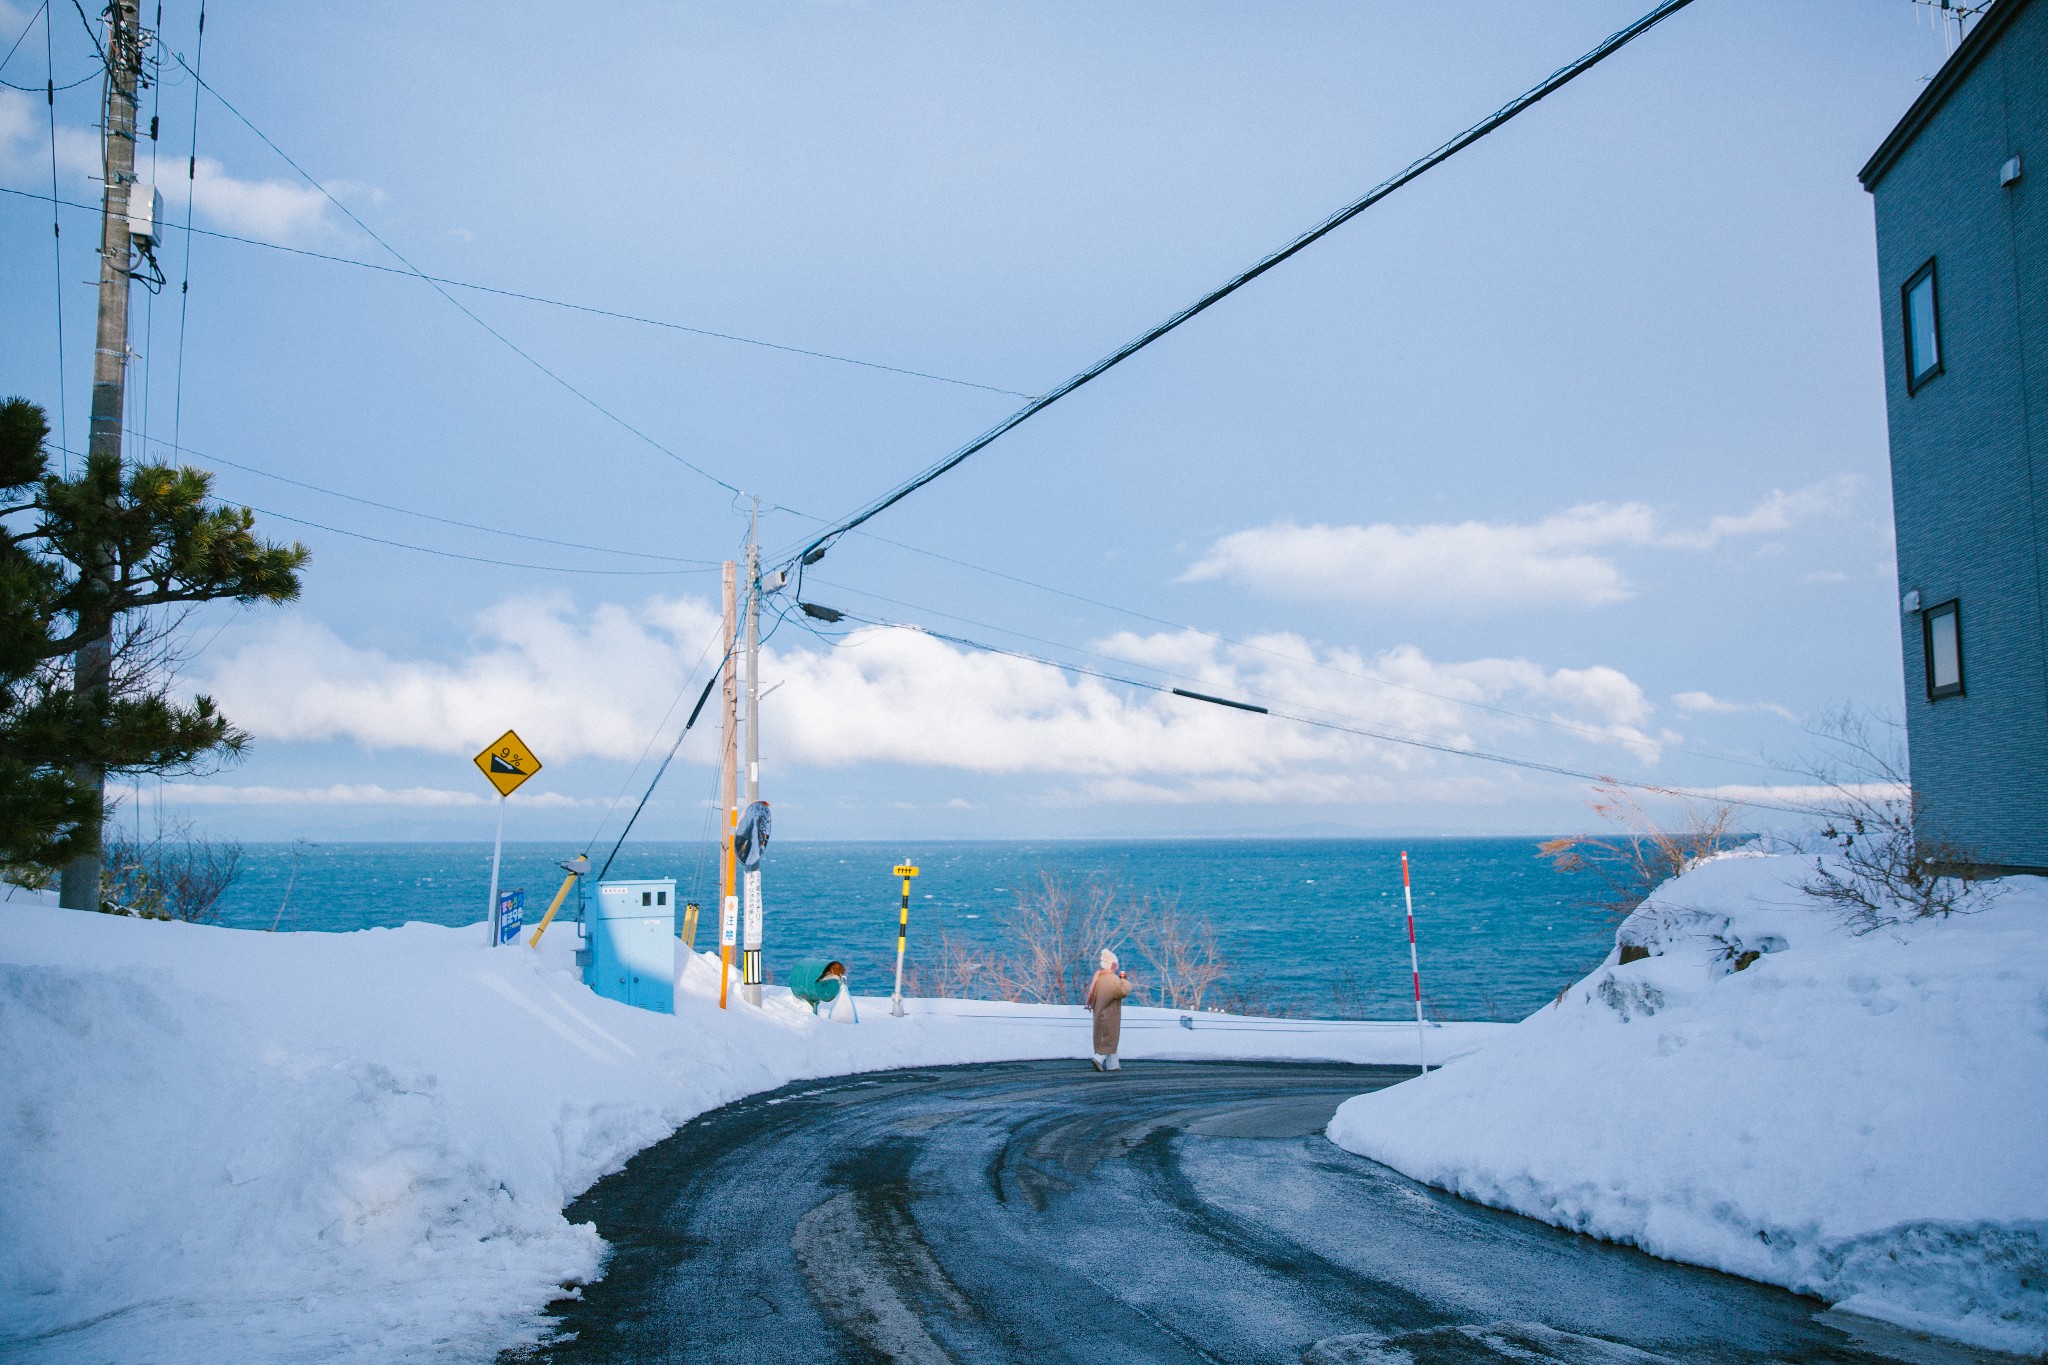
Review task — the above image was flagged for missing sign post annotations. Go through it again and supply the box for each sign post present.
[473,730,542,947]
[890,861,918,1017]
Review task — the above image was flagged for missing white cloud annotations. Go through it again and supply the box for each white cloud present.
[0,88,96,180]
[150,782,587,809]
[1672,691,1798,722]
[202,593,727,762]
[1660,476,1859,550]
[0,91,369,243]
[1182,479,1859,611]
[188,155,335,241]
[1181,503,1651,610]
[202,594,1674,805]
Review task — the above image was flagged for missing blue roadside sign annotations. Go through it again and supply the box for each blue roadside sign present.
[497,890,524,946]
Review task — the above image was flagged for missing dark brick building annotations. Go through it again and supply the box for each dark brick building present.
[1860,0,2046,872]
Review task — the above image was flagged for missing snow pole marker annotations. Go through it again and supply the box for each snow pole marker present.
[890,861,918,1017]
[1403,850,1427,1075]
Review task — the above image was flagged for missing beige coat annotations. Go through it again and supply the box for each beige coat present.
[1086,968,1133,1054]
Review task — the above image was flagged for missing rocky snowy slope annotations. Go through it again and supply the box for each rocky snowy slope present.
[1327,853,2048,1355]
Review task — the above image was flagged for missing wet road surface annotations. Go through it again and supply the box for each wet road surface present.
[512,1061,1975,1364]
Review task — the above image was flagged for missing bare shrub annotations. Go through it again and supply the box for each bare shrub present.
[987,870,1125,1005]
[1210,971,1299,1019]
[1325,966,1376,1021]
[1797,707,1991,932]
[905,920,1000,1000]
[101,820,241,923]
[1539,782,1744,919]
[1126,891,1227,1011]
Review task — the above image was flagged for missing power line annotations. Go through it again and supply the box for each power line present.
[1,186,1036,399]
[131,427,721,565]
[168,51,745,499]
[209,499,720,577]
[804,581,1724,778]
[806,606,1821,818]
[136,0,161,466]
[0,1,49,77]
[169,0,201,454]
[65,0,101,63]
[751,491,1807,778]
[780,0,1699,574]
[1,68,98,90]
[581,624,728,860]
[44,0,69,472]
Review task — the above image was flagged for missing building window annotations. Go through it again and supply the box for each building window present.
[1923,598,1963,700]
[1904,258,1942,392]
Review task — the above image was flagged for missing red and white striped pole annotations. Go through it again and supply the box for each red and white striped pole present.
[1402,850,1427,1076]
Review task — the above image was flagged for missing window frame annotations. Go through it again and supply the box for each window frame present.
[1922,598,1964,700]
[1903,257,1944,394]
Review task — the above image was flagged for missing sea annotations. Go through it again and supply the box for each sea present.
[210,838,1615,1022]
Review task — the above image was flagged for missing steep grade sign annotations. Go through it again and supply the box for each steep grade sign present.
[474,730,542,798]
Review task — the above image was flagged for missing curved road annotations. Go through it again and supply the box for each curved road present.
[515,1061,1962,1365]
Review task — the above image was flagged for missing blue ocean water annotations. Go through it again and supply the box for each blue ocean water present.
[211,839,1614,1022]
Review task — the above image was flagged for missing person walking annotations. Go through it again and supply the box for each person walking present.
[1086,949,1133,1071]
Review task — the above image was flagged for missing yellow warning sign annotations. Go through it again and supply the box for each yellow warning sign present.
[893,864,919,878]
[474,729,542,798]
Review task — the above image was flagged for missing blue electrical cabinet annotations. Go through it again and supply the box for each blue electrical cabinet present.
[583,879,676,1013]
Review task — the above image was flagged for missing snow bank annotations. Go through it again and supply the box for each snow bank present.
[1327,853,2048,1355]
[0,902,1496,1363]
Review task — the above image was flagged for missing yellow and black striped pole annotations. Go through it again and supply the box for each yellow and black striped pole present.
[889,861,918,1017]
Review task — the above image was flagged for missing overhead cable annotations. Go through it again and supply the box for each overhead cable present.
[169,0,203,453]
[782,0,1699,573]
[803,605,1821,819]
[216,500,721,577]
[596,661,728,882]
[806,574,1807,781]
[137,427,718,565]
[0,186,1032,399]
[1,67,97,90]
[582,623,728,860]
[0,1,49,78]
[170,52,744,498]
[43,0,68,470]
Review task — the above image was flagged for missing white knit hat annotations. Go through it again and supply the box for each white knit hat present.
[1099,948,1118,971]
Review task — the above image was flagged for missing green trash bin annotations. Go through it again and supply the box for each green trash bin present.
[788,958,845,1013]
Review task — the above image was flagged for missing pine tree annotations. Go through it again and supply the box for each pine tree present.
[0,397,307,886]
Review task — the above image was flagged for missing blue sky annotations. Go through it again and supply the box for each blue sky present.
[0,1,1958,843]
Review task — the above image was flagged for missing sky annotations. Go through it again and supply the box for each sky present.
[0,0,1965,845]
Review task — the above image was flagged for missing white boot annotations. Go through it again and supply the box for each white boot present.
[1104,1054,1120,1071]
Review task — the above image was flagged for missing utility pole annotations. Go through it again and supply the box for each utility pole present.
[741,498,764,1006]
[60,0,147,911]
[717,561,738,1009]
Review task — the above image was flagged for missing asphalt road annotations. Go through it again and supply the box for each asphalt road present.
[513,1061,1972,1365]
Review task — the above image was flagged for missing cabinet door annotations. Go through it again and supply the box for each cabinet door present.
[623,916,675,1013]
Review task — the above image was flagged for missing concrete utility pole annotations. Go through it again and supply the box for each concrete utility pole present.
[717,561,738,1009]
[60,0,147,912]
[741,498,764,1006]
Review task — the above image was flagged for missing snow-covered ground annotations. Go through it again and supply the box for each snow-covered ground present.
[0,891,1495,1363]
[1328,853,2048,1356]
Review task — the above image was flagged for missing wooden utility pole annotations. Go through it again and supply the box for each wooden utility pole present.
[718,562,738,1008]
[741,498,764,1006]
[59,0,146,911]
